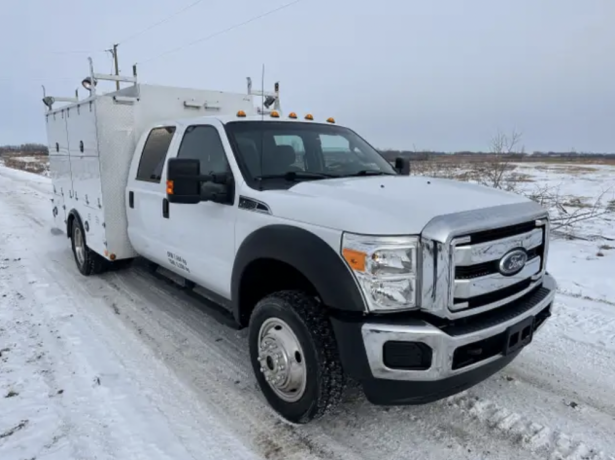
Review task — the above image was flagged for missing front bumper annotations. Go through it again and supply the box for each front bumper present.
[331,273,556,405]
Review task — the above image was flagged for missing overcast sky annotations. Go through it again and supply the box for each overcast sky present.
[1,0,613,152]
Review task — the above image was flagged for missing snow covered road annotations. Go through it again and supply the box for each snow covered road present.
[1,165,614,460]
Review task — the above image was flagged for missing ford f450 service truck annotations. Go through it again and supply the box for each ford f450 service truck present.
[44,61,556,424]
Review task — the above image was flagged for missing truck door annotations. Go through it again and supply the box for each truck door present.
[160,122,238,299]
[126,125,178,266]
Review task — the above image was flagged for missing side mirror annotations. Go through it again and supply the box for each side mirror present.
[394,157,411,175]
[166,158,234,205]
[166,158,201,204]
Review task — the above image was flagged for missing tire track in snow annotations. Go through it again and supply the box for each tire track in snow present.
[509,297,615,422]
[43,250,360,460]
[448,392,614,460]
[40,241,524,460]
[0,173,264,460]
[461,295,615,456]
[28,245,264,460]
[65,255,615,460]
[556,290,615,352]
[558,289,615,307]
[0,204,147,459]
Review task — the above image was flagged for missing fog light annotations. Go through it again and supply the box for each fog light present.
[383,341,432,370]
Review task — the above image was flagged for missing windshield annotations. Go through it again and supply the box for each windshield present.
[224,121,396,189]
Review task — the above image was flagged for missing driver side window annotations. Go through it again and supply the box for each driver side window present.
[177,125,230,175]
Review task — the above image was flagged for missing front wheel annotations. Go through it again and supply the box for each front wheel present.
[249,290,345,424]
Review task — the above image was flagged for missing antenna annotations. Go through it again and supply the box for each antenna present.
[258,64,265,191]
[261,65,265,120]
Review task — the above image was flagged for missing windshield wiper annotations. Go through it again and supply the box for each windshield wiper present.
[343,170,396,177]
[255,171,336,182]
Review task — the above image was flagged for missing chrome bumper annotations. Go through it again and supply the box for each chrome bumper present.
[361,273,557,382]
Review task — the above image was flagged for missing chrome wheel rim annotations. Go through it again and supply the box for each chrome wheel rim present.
[257,317,307,402]
[74,227,86,267]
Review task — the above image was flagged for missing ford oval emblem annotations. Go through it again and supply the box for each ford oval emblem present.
[498,249,528,276]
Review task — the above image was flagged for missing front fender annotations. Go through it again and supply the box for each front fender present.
[231,225,366,321]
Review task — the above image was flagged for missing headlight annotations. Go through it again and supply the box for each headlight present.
[341,233,419,312]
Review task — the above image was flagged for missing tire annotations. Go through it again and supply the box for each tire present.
[70,218,108,276]
[249,290,345,424]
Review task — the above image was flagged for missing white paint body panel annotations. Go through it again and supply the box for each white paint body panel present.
[250,176,529,236]
[125,116,349,300]
[154,120,238,297]
[45,84,256,261]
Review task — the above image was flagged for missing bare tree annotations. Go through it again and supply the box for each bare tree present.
[470,129,524,191]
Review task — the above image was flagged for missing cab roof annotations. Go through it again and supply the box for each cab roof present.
[167,114,338,129]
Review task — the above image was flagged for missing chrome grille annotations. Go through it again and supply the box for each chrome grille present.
[450,219,548,315]
[419,202,552,320]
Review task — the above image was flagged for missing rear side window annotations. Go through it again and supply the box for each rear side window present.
[136,126,176,182]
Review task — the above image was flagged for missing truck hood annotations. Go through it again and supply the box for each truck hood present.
[261,176,532,235]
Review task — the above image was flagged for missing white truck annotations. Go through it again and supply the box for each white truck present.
[44,61,556,424]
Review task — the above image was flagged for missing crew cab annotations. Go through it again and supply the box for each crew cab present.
[44,62,557,423]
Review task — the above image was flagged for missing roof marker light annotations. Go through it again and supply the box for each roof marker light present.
[288,112,297,119]
[237,110,247,117]
[305,114,314,120]
[326,117,336,124]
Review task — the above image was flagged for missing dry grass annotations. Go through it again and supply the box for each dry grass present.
[560,165,600,173]
[562,197,594,209]
[528,157,615,166]
[410,160,535,185]
[511,173,535,182]
[1,153,49,175]
[530,164,599,175]
[404,155,615,166]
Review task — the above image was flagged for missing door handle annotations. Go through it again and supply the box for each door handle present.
[129,191,134,208]
[162,198,169,218]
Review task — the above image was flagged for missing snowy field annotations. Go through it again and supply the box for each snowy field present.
[1,163,614,460]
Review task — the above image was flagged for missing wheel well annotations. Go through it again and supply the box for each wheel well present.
[238,258,319,327]
[66,212,77,239]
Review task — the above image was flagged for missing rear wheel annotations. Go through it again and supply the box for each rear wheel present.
[249,290,345,424]
[71,219,108,276]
